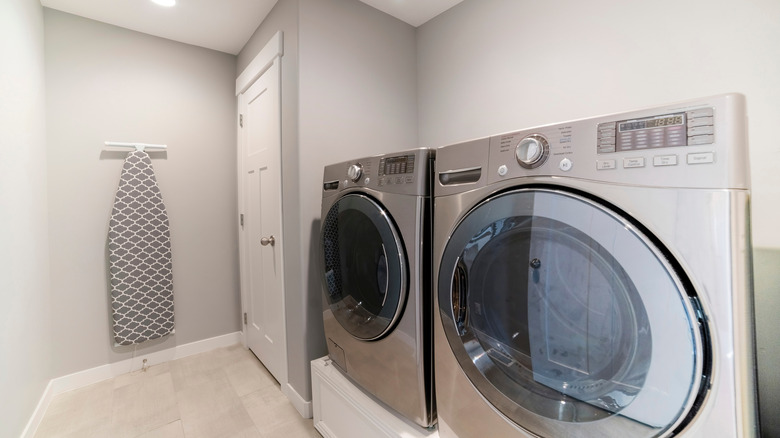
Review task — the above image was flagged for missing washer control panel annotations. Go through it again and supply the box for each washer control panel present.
[322,149,430,197]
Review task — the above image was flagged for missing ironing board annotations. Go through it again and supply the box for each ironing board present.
[107,150,174,346]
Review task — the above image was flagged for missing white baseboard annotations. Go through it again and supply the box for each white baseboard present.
[22,331,242,438]
[21,379,55,438]
[284,381,313,419]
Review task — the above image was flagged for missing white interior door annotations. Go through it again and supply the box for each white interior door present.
[239,56,287,385]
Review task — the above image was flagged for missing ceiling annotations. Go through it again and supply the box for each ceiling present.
[40,0,465,55]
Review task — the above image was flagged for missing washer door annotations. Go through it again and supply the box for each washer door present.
[438,188,706,437]
[322,193,407,341]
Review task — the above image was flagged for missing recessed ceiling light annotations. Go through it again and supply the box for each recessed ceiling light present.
[150,0,176,7]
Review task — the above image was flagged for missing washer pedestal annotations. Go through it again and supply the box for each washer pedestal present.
[311,357,438,438]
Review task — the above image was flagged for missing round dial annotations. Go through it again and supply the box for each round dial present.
[515,134,550,169]
[347,163,363,182]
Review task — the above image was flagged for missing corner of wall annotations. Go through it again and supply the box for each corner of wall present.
[1,0,53,437]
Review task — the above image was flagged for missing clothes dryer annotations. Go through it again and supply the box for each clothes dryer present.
[320,148,435,428]
[433,94,757,437]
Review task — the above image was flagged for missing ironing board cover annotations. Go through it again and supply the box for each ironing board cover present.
[107,150,174,346]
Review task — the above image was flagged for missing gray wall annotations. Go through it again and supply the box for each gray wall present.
[753,248,780,438]
[44,9,240,376]
[0,0,52,436]
[417,0,779,435]
[417,0,780,249]
[238,0,417,402]
[297,0,417,400]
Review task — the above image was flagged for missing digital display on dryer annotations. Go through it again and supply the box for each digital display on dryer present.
[615,113,687,151]
[619,114,684,132]
[379,155,415,176]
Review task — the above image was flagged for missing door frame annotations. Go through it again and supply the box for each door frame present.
[236,31,286,377]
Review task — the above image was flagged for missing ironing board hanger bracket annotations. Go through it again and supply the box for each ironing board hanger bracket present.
[104,141,168,152]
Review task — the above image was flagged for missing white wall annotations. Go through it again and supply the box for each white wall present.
[44,9,240,377]
[417,0,780,248]
[0,1,52,436]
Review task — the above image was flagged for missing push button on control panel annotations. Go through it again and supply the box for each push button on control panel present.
[623,157,646,168]
[597,159,616,170]
[688,125,714,136]
[687,152,715,164]
[689,135,715,145]
[686,107,715,145]
[653,155,678,167]
[597,122,617,153]
[688,116,714,128]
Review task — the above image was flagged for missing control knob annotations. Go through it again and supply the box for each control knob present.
[515,134,549,169]
[347,163,363,182]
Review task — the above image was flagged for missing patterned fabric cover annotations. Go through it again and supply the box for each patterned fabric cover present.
[107,150,174,346]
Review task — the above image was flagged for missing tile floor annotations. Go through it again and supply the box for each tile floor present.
[35,345,322,438]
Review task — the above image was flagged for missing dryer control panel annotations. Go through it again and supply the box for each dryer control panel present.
[378,154,416,186]
[597,108,714,153]
[476,93,748,191]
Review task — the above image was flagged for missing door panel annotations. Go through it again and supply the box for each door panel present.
[240,57,286,384]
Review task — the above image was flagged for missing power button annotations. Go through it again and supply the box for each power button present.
[559,158,573,172]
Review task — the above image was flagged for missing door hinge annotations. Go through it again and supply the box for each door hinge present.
[239,114,243,128]
[240,213,244,229]
[243,312,247,325]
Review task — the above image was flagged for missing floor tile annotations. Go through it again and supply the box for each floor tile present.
[35,380,114,438]
[241,384,293,432]
[227,426,264,438]
[225,354,277,397]
[258,416,321,438]
[177,368,258,438]
[242,384,320,438]
[169,345,254,391]
[110,372,180,438]
[34,346,319,438]
[136,420,185,438]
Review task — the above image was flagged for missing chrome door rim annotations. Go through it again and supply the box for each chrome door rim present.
[321,193,408,341]
[437,186,706,437]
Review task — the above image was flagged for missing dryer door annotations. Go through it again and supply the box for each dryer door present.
[322,193,407,341]
[438,188,707,437]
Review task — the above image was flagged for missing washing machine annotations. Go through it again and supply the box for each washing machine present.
[433,94,758,437]
[320,148,435,428]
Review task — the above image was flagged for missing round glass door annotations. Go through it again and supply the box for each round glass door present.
[438,188,707,437]
[322,193,407,341]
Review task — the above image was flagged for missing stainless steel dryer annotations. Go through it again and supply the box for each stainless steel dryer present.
[320,148,435,428]
[433,94,757,437]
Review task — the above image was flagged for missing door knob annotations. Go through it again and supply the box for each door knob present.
[260,235,275,246]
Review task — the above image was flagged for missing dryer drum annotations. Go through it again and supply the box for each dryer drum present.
[438,188,705,437]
